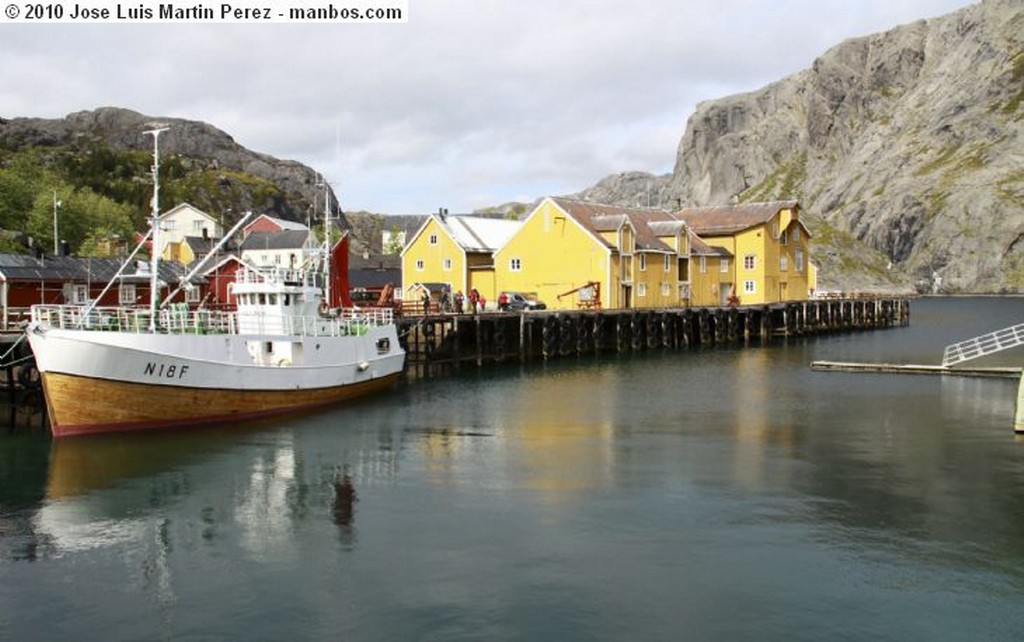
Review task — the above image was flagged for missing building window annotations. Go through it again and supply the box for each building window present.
[780,229,788,246]
[661,282,671,297]
[664,255,671,272]
[119,284,136,305]
[443,258,452,271]
[193,220,205,232]
[637,283,646,297]
[639,254,646,272]
[793,227,801,242]
[510,258,522,272]
[744,280,757,294]
[699,256,707,273]
[744,254,756,270]
[796,249,805,271]
[780,255,789,271]
[415,259,425,271]
[429,234,438,245]
[72,285,88,304]
[720,258,729,273]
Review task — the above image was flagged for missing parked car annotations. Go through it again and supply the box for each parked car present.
[500,291,546,311]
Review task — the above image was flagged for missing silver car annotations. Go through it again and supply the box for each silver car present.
[501,291,546,311]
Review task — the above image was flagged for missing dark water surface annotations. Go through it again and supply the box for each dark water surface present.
[2,297,1024,641]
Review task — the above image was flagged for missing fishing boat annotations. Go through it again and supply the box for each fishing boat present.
[25,128,405,438]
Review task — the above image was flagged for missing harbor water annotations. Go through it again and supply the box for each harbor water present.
[2,297,1024,640]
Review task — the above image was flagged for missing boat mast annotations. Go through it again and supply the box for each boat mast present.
[321,176,332,309]
[143,126,169,332]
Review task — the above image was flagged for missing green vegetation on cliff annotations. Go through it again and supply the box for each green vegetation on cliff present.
[0,142,285,256]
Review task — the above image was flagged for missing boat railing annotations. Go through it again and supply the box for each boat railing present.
[235,266,318,287]
[29,304,394,337]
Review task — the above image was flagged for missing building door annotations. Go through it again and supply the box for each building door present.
[719,283,732,306]
[621,284,632,309]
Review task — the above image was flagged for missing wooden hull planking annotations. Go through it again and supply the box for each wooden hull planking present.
[42,371,401,437]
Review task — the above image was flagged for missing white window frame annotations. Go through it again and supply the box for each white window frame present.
[793,227,801,242]
[795,249,805,271]
[639,254,646,272]
[744,280,757,294]
[510,258,522,272]
[119,284,136,305]
[720,257,729,273]
[661,282,671,297]
[429,234,438,245]
[637,283,647,297]
[744,254,756,270]
[186,286,201,303]
[780,255,789,271]
[415,259,425,271]
[664,255,671,272]
[443,258,452,271]
[72,284,88,304]
[699,256,707,273]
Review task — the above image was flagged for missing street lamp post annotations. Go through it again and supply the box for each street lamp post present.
[52,190,62,255]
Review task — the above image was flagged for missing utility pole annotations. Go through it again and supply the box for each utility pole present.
[52,190,61,255]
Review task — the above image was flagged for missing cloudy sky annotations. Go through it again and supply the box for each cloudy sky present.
[0,0,970,214]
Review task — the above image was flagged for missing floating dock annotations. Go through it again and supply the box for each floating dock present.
[810,361,1022,379]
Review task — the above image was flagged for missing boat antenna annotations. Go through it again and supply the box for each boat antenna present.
[143,126,169,332]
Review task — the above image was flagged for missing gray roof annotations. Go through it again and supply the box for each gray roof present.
[0,253,192,284]
[240,230,314,251]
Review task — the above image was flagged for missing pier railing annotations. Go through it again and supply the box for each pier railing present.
[941,323,1024,367]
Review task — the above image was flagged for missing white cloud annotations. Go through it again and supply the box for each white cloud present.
[0,0,972,213]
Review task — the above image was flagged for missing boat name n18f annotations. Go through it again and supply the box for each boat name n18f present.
[144,362,190,379]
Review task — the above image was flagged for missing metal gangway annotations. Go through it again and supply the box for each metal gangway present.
[942,322,1024,367]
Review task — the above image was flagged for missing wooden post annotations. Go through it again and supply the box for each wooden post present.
[1016,373,1024,433]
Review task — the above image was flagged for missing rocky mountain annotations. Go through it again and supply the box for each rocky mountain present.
[576,0,1024,293]
[0,107,343,228]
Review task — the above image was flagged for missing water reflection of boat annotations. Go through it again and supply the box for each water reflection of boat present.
[45,427,240,500]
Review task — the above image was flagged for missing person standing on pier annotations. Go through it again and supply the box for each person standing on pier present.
[454,290,464,314]
[469,288,479,313]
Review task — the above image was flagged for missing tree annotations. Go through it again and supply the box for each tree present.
[26,187,136,256]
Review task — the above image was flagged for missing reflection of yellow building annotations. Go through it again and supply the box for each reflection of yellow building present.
[677,201,811,305]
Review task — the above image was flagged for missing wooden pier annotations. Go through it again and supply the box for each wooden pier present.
[0,334,47,432]
[399,297,911,375]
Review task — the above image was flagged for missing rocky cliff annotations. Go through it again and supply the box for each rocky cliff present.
[0,107,343,227]
[579,0,1024,293]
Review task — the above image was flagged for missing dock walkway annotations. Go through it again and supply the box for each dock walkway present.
[400,297,910,375]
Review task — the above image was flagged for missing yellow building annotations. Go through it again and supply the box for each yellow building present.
[493,197,694,311]
[677,200,811,305]
[687,233,734,307]
[399,198,811,311]
[400,212,521,305]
